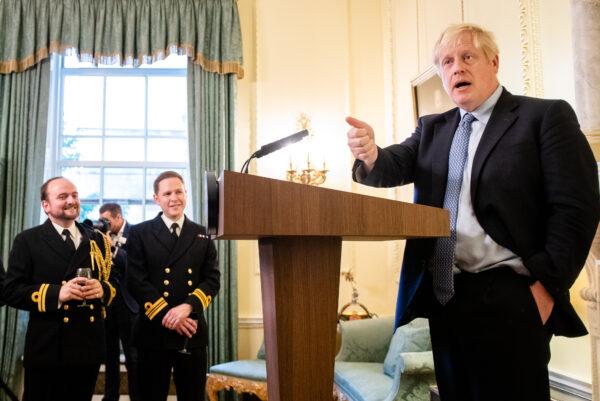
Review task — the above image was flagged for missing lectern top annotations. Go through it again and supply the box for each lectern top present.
[209,170,449,241]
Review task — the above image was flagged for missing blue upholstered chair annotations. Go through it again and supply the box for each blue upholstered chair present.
[206,351,268,401]
[206,316,435,401]
[334,316,436,401]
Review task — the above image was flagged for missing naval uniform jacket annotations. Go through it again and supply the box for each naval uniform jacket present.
[4,219,116,367]
[354,89,600,337]
[127,213,220,350]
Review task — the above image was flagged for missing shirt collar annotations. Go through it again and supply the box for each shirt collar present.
[52,221,78,238]
[117,221,126,237]
[459,84,503,125]
[161,213,185,232]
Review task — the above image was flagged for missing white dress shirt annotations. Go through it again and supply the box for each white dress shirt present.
[52,221,81,250]
[453,84,527,276]
[161,214,185,236]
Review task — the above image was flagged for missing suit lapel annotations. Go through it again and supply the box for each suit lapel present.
[470,90,518,199]
[167,217,196,266]
[151,215,176,254]
[41,219,74,263]
[431,109,461,207]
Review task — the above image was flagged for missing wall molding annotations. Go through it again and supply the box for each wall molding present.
[239,315,264,329]
[578,0,600,6]
[549,371,592,400]
[518,0,544,97]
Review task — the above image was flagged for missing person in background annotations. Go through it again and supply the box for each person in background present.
[4,177,115,401]
[99,203,139,401]
[346,23,599,401]
[127,171,220,401]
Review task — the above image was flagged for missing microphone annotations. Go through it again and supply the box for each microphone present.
[254,129,309,158]
[241,129,309,173]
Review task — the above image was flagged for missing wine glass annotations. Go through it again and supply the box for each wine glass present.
[179,316,198,355]
[76,267,92,307]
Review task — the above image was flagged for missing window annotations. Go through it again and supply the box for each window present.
[47,54,191,224]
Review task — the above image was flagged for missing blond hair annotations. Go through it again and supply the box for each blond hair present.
[433,23,499,67]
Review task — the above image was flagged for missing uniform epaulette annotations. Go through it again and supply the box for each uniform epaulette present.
[31,283,50,312]
[192,288,212,310]
[144,297,168,320]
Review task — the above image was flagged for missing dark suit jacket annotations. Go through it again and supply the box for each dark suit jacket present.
[111,222,138,313]
[4,219,116,367]
[127,213,220,350]
[355,89,600,337]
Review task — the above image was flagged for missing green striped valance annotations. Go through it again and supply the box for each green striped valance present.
[0,0,244,78]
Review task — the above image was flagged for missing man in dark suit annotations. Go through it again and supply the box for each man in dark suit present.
[127,170,220,401]
[347,23,599,401]
[3,177,116,401]
[99,203,139,401]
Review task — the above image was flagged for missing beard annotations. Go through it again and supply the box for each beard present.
[54,203,80,220]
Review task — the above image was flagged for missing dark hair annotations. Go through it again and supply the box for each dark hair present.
[40,177,64,201]
[99,203,123,217]
[153,171,184,194]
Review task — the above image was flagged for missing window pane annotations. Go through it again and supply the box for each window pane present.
[79,203,101,222]
[148,76,187,131]
[104,128,144,137]
[121,204,145,224]
[145,204,161,220]
[63,76,104,134]
[147,138,188,162]
[140,54,188,69]
[63,129,103,137]
[147,129,186,138]
[103,168,144,200]
[60,167,101,199]
[104,138,145,161]
[61,137,102,161]
[106,76,145,130]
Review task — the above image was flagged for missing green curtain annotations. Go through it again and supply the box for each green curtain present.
[187,62,238,369]
[0,0,244,78]
[0,59,50,401]
[0,1,243,398]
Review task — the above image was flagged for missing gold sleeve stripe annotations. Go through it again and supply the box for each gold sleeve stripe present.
[192,289,212,310]
[105,281,117,305]
[31,283,50,312]
[40,283,49,312]
[144,297,168,320]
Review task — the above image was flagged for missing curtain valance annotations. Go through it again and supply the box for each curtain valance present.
[0,0,244,78]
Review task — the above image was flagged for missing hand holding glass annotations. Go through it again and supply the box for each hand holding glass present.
[179,318,198,355]
[76,268,92,307]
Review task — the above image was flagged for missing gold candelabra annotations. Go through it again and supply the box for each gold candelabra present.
[286,113,328,185]
[286,159,328,185]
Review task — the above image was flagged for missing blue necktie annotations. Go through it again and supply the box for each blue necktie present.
[430,112,475,304]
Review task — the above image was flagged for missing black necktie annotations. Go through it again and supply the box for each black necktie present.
[62,229,76,253]
[171,223,179,241]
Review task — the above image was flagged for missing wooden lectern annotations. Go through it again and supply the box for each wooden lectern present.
[207,170,449,401]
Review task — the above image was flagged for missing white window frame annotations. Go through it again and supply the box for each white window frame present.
[45,54,191,222]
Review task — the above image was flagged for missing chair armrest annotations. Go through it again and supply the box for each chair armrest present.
[336,316,395,363]
[400,351,435,375]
